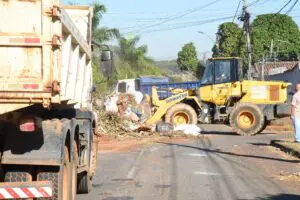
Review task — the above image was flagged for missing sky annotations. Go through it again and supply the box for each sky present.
[69,0,300,60]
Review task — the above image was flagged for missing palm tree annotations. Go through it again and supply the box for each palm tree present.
[92,3,120,44]
[118,36,152,66]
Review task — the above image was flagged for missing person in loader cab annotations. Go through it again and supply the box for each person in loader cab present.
[291,83,300,143]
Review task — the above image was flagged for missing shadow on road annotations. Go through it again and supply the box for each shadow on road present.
[248,142,270,146]
[200,131,238,136]
[157,142,300,164]
[239,193,300,200]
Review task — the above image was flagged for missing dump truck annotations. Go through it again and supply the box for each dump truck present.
[0,0,111,199]
[115,77,200,100]
[146,57,290,136]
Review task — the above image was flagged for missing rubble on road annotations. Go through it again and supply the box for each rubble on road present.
[94,93,153,138]
[174,124,202,136]
[156,122,202,137]
[95,93,202,138]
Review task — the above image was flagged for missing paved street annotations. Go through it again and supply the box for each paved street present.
[78,131,300,200]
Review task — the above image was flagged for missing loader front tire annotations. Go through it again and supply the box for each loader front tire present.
[165,103,198,125]
[230,103,265,136]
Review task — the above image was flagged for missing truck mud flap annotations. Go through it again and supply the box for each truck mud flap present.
[0,181,52,199]
[1,119,75,166]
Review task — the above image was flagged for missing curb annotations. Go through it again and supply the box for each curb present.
[271,140,300,159]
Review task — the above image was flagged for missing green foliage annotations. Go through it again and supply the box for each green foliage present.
[213,22,245,58]
[118,36,153,67]
[91,3,120,44]
[93,27,120,44]
[251,14,300,62]
[92,3,106,31]
[177,42,198,74]
[213,15,300,73]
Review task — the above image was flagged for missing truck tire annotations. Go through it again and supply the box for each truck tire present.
[165,103,198,125]
[71,142,78,199]
[37,146,71,200]
[89,127,98,177]
[78,121,93,194]
[230,103,265,136]
[4,166,32,182]
[77,172,91,194]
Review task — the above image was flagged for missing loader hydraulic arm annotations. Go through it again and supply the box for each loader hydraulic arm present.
[146,87,189,125]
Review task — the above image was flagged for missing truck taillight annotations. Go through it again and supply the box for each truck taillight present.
[19,116,36,132]
[23,84,39,89]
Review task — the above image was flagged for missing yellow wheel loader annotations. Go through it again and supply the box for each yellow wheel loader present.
[146,57,290,136]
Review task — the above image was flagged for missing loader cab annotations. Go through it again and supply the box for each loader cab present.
[201,57,242,86]
[199,57,242,105]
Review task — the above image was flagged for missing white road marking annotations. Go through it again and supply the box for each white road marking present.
[194,171,221,176]
[149,146,160,152]
[127,150,145,179]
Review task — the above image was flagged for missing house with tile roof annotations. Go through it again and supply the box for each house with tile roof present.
[255,61,300,93]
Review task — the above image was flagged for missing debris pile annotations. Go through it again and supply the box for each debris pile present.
[96,110,139,137]
[94,93,152,137]
[95,93,201,138]
[157,123,201,137]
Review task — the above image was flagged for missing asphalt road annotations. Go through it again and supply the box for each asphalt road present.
[77,131,300,200]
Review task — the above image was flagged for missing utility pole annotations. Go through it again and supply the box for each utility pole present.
[270,40,274,61]
[261,56,265,81]
[240,0,252,80]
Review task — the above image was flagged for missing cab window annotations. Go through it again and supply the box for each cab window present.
[214,60,231,84]
[201,61,214,85]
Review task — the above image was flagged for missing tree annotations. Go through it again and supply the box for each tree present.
[251,14,300,62]
[118,36,153,68]
[90,3,120,94]
[213,22,245,58]
[92,3,120,44]
[177,43,198,73]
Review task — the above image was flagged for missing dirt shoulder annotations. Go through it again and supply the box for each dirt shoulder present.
[231,141,300,194]
[97,134,193,153]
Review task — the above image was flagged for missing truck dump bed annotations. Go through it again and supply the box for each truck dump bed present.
[0,0,93,115]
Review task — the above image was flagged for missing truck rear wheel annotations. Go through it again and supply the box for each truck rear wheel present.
[71,142,78,199]
[4,166,32,182]
[230,103,265,136]
[165,103,198,125]
[37,146,71,200]
[77,171,92,194]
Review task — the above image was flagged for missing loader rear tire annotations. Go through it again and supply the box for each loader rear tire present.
[165,103,198,125]
[230,103,265,136]
[37,146,71,200]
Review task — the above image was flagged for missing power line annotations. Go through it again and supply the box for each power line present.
[120,12,236,31]
[286,0,299,14]
[141,16,234,34]
[249,0,261,7]
[126,0,222,34]
[249,0,272,7]
[277,0,293,13]
[233,0,242,22]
